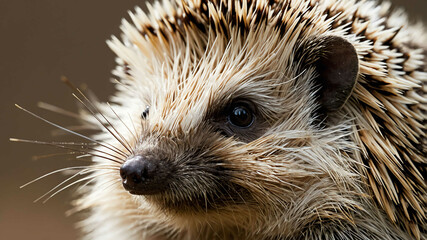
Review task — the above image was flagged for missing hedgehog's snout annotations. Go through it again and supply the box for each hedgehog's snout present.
[120,155,169,195]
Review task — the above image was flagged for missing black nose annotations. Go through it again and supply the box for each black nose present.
[120,155,168,195]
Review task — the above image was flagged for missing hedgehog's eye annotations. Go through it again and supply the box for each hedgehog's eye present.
[213,100,264,141]
[141,106,149,119]
[227,102,254,128]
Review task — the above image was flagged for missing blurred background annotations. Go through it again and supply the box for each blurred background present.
[0,0,425,239]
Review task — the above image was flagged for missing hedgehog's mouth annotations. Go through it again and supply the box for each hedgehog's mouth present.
[127,189,161,195]
[120,170,250,214]
[144,181,251,214]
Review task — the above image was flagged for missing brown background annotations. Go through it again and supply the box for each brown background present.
[0,1,425,239]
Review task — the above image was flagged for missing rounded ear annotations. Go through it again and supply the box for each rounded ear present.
[314,36,359,113]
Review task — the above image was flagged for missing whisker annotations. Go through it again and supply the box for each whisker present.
[34,168,95,203]
[107,102,137,146]
[61,76,133,154]
[76,170,119,191]
[51,125,99,136]
[14,104,129,158]
[76,154,91,159]
[45,168,119,203]
[13,138,120,161]
[11,138,123,164]
[20,164,119,189]
[37,102,93,124]
[35,152,103,164]
[72,93,133,155]
[95,179,122,194]
[128,113,140,140]
[32,152,79,161]
[42,173,108,203]
[37,168,119,203]
[20,166,92,189]
[72,82,134,154]
[12,138,97,146]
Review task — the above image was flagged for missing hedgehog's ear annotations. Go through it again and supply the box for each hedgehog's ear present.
[313,36,359,113]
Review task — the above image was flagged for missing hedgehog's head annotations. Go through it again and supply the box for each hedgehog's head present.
[106,0,361,235]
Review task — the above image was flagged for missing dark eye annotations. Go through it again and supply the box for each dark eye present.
[227,103,254,128]
[141,106,149,119]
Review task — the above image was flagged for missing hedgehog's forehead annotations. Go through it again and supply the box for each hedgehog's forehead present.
[144,31,302,131]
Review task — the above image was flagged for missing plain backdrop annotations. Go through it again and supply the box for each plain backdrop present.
[1,1,426,239]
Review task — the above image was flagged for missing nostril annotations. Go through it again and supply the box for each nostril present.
[120,156,146,185]
[119,155,168,195]
[120,168,126,180]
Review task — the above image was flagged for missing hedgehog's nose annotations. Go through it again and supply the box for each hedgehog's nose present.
[120,155,168,195]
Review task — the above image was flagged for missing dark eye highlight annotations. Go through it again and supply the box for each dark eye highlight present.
[211,99,266,142]
[141,106,149,119]
[227,102,254,128]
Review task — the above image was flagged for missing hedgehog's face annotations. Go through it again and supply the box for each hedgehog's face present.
[111,26,360,229]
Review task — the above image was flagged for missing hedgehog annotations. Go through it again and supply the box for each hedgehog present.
[14,0,427,239]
